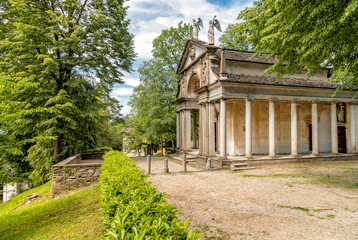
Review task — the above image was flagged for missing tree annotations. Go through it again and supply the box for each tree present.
[125,22,192,154]
[219,22,251,50]
[0,0,134,183]
[238,0,358,88]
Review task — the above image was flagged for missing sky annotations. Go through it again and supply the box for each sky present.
[112,0,254,115]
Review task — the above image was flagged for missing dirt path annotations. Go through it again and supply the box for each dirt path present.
[135,158,358,239]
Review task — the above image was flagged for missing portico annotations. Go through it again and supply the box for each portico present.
[176,39,358,169]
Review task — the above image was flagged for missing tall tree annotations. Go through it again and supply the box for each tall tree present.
[125,22,192,153]
[219,22,251,50]
[238,0,358,88]
[0,0,134,183]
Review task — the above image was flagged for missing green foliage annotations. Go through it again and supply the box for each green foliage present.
[0,182,103,239]
[239,0,358,88]
[99,151,202,239]
[0,0,134,183]
[125,22,191,153]
[219,22,251,50]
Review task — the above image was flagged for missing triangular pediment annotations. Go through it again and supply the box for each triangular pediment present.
[177,39,207,74]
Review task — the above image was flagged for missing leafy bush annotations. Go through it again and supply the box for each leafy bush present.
[166,148,174,154]
[100,151,201,239]
[153,152,163,156]
[86,146,113,153]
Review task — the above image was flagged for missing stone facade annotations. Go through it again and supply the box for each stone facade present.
[51,152,103,197]
[2,182,31,202]
[176,39,358,168]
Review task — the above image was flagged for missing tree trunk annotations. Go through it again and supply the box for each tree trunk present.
[53,134,64,162]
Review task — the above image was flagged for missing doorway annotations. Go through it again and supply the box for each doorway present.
[308,124,312,151]
[338,126,347,153]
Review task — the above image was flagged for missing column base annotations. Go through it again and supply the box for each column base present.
[331,152,339,155]
[268,155,278,158]
[311,153,320,156]
[218,156,228,160]
[245,155,254,159]
[289,154,299,158]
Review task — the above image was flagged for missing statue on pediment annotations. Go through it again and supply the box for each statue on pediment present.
[208,16,222,45]
[192,18,203,39]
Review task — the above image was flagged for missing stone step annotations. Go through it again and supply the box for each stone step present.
[231,167,256,171]
[231,163,249,167]
[172,156,196,162]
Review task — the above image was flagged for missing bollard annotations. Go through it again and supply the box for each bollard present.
[183,154,187,172]
[146,155,151,174]
[163,158,169,173]
[206,157,211,170]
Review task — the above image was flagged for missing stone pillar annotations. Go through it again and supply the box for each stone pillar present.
[245,99,252,158]
[220,99,227,157]
[199,106,203,154]
[312,102,319,155]
[180,111,185,150]
[331,102,338,154]
[185,110,191,150]
[269,100,276,157]
[193,112,197,148]
[176,112,180,149]
[204,103,210,156]
[350,104,356,153]
[291,102,298,156]
[208,102,215,156]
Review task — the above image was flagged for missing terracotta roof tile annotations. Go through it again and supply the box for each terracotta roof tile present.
[216,49,276,64]
[221,73,340,89]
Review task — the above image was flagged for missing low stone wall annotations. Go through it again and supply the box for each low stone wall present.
[51,152,104,197]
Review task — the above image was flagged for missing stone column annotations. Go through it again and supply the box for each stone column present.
[185,110,191,150]
[176,112,180,149]
[220,99,227,157]
[208,102,215,156]
[199,106,203,154]
[350,104,356,153]
[180,111,185,150]
[205,104,209,155]
[269,100,276,157]
[312,102,319,155]
[331,102,338,154]
[291,102,298,156]
[193,112,197,148]
[245,99,252,158]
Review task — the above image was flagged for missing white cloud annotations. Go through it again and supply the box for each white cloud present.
[123,77,140,87]
[126,0,253,61]
[112,87,134,97]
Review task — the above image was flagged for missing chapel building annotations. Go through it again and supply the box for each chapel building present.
[176,39,358,169]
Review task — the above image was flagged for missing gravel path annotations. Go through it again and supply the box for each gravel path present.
[135,157,358,240]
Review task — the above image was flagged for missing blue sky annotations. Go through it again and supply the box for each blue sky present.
[112,0,254,115]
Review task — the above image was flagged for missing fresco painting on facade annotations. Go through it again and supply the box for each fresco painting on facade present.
[175,38,358,169]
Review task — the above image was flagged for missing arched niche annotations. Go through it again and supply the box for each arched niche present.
[187,73,200,96]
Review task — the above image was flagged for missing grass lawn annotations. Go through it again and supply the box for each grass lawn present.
[0,182,103,240]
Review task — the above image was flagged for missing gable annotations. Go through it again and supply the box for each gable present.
[177,40,207,74]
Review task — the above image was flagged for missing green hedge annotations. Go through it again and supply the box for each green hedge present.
[100,151,201,239]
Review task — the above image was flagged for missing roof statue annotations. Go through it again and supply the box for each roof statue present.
[208,16,222,45]
[192,18,204,39]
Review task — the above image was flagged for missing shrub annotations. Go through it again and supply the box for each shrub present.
[166,148,174,154]
[100,151,201,239]
[153,152,163,156]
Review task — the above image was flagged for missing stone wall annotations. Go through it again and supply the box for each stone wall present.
[51,152,103,197]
